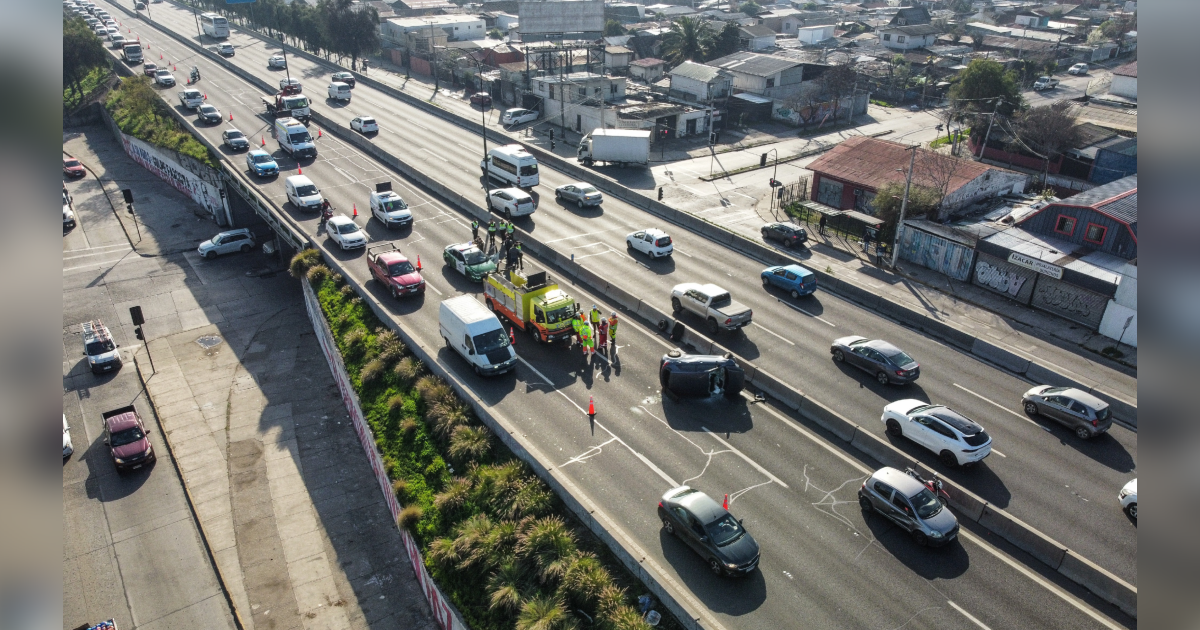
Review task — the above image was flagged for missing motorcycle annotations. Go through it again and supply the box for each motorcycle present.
[189,67,200,83]
[905,468,949,506]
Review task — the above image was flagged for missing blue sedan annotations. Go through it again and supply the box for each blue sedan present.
[246,149,279,177]
[761,264,816,298]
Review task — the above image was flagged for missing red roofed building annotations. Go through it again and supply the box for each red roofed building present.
[806,136,1029,220]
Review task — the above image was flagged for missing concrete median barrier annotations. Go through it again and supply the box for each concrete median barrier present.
[829,278,882,311]
[849,429,910,470]
[745,370,802,412]
[971,338,1032,374]
[679,327,713,355]
[977,504,1067,569]
[798,397,859,443]
[1057,550,1137,618]
[916,317,976,351]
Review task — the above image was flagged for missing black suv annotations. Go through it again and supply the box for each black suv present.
[658,486,760,576]
[761,222,808,248]
[659,350,744,400]
[331,71,356,88]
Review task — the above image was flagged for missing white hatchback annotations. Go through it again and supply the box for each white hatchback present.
[881,400,992,467]
[268,54,287,69]
[626,228,673,258]
[326,215,367,250]
[350,116,378,134]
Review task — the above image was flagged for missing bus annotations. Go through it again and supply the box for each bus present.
[200,12,229,39]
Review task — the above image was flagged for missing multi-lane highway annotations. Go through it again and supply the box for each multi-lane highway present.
[92,3,1135,626]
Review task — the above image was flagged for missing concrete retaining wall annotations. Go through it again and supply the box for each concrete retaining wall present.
[1058,550,1137,618]
[977,504,1067,569]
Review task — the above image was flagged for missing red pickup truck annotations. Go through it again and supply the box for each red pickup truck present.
[368,244,425,298]
[102,405,155,472]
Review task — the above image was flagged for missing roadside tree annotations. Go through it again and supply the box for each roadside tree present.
[661,16,713,64]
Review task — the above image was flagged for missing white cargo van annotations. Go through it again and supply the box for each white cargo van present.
[439,295,517,376]
[274,117,316,159]
[481,145,539,189]
[284,175,324,211]
[327,82,351,102]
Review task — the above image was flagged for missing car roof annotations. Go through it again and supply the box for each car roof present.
[449,242,478,252]
[218,228,251,236]
[782,264,813,276]
[249,149,271,157]
[1046,387,1107,409]
[329,216,355,226]
[699,284,728,295]
[870,467,926,497]
[676,489,728,523]
[286,175,314,185]
[924,406,982,434]
[865,339,903,356]
[105,410,140,432]
[496,187,531,198]
[377,251,409,262]
[644,228,669,237]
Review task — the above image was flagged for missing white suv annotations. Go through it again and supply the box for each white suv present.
[501,108,539,126]
[326,216,367,250]
[1068,63,1089,75]
[486,188,536,217]
[881,400,992,467]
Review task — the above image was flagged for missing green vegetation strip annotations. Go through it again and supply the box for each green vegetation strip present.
[290,250,668,630]
[64,66,112,112]
[106,76,217,168]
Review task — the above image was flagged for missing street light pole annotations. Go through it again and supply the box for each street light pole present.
[976,98,1000,160]
[480,60,491,212]
[889,146,918,269]
[192,1,202,40]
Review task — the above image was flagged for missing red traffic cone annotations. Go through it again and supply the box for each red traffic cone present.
[159,53,163,59]
[510,327,516,344]
[136,35,139,41]
[723,494,729,510]
[229,113,234,122]
[415,255,421,270]
[352,204,358,218]
[317,128,322,138]
[172,64,176,71]
[297,166,302,175]
[203,93,207,99]
[261,136,266,146]
[588,396,595,416]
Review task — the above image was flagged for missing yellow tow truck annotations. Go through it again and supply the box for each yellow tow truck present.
[484,270,579,344]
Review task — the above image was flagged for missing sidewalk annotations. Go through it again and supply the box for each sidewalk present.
[134,287,437,630]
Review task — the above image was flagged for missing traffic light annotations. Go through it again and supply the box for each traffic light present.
[129,305,145,326]
[549,129,554,142]
[121,188,134,204]
[760,153,767,167]
[135,326,145,341]
[657,187,664,201]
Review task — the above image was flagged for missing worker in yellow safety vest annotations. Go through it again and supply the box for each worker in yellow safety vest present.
[570,312,583,346]
[589,305,602,328]
[579,320,594,357]
[608,312,618,356]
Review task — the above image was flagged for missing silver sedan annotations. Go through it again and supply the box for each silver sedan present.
[554,182,603,208]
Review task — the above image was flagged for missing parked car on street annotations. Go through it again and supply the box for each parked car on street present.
[500,108,538,126]
[1119,478,1137,520]
[326,215,367,250]
[760,222,807,248]
[350,116,378,134]
[443,242,496,282]
[198,228,255,259]
[196,104,222,124]
[1021,385,1112,439]
[760,264,816,298]
[881,400,992,467]
[1068,63,1089,75]
[658,485,760,576]
[246,149,279,177]
[659,350,744,400]
[470,92,492,107]
[859,467,959,546]
[487,188,536,217]
[222,128,250,150]
[331,71,355,87]
[830,336,920,385]
[554,182,603,208]
[626,228,673,258]
[268,54,287,69]
[64,157,85,178]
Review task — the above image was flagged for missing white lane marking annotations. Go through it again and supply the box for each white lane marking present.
[947,600,993,630]
[421,147,448,162]
[63,256,135,272]
[424,282,443,296]
[755,397,1126,630]
[701,427,789,488]
[543,227,628,244]
[990,449,1007,458]
[752,322,795,346]
[670,247,693,258]
[331,165,358,183]
[64,243,132,254]
[63,246,133,260]
[953,383,1047,430]
[455,142,474,152]
[776,298,837,327]
[729,190,756,201]
[406,118,429,130]
[680,185,706,196]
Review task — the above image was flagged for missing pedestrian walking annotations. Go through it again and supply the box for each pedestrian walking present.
[608,312,618,357]
[504,207,512,223]
[818,213,827,236]
[579,321,594,358]
[514,242,524,270]
[487,220,498,249]
[862,226,872,252]
[597,318,608,356]
[471,219,480,241]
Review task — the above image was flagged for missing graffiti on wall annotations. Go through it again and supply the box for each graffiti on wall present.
[1031,279,1108,328]
[975,260,1027,297]
[120,134,223,221]
[899,227,975,281]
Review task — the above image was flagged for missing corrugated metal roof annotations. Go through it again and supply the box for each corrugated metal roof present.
[806,136,1017,197]
[1112,61,1136,77]
[669,60,725,82]
[708,51,802,77]
[630,57,665,67]
[879,23,943,36]
[739,25,777,38]
[1060,175,1137,224]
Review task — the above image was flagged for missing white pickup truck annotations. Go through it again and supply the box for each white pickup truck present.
[178,88,204,109]
[1032,76,1059,91]
[670,283,753,333]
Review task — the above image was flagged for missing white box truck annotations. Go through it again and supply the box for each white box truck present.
[577,129,651,167]
[439,295,518,376]
[274,117,317,159]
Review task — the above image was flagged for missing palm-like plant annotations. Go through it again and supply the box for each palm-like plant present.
[428,399,471,438]
[487,557,526,612]
[434,476,473,513]
[661,17,714,65]
[427,536,462,569]
[449,425,492,462]
[516,594,578,630]
[559,552,612,610]
[517,516,578,584]
[508,479,555,520]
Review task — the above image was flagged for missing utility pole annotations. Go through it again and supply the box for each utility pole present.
[975,98,1000,160]
[889,146,918,269]
[427,20,439,92]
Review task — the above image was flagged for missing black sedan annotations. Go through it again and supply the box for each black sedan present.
[830,335,920,385]
[658,486,760,576]
[331,71,355,88]
[222,128,250,150]
[197,104,222,124]
[761,222,808,248]
[659,350,744,400]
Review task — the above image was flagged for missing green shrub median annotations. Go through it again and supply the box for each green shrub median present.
[106,75,216,168]
[290,250,666,630]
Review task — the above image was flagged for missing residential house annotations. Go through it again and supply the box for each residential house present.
[1110,61,1136,99]
[644,4,696,18]
[668,61,732,105]
[888,6,931,25]
[605,46,634,71]
[795,24,836,44]
[878,23,942,50]
[1014,11,1050,28]
[973,121,1137,187]
[531,72,626,133]
[805,136,1028,220]
[389,0,454,15]
[382,15,486,44]
[469,44,523,67]
[707,51,818,99]
[629,57,667,83]
[739,25,778,51]
[1015,176,1137,260]
[1098,259,1136,347]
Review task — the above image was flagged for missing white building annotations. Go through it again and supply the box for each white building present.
[668,61,732,104]
[795,24,835,44]
[381,15,487,44]
[1098,261,1136,347]
[878,23,942,50]
[1109,61,1137,100]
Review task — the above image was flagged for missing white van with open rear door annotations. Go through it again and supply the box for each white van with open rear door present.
[481,144,539,189]
[439,295,517,376]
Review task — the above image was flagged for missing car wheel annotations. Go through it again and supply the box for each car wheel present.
[556,191,562,201]
[240,244,251,253]
[473,364,482,376]
[761,276,770,288]
[876,371,890,385]
[1125,502,1137,520]
[662,518,675,535]
[939,450,959,467]
[1024,402,1039,416]
[444,337,451,349]
[485,299,495,312]
[671,297,682,313]
[886,419,902,437]
[708,559,723,576]
[627,240,635,250]
[783,239,793,249]
[1075,426,1092,440]
[706,318,719,334]
[911,531,928,546]
[205,250,217,260]
[578,198,585,210]
[790,289,800,299]
[859,495,873,511]
[833,349,845,362]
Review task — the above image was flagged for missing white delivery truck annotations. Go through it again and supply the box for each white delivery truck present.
[439,295,518,376]
[274,117,317,159]
[577,129,651,167]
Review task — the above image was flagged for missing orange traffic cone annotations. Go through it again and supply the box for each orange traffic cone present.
[136,35,139,41]
[159,53,163,59]
[352,204,358,218]
[415,255,422,270]
[723,494,729,509]
[297,166,302,175]
[229,113,234,121]
[317,128,322,138]
[587,396,595,416]
[203,93,207,99]
[172,64,176,71]
[261,136,266,146]
[510,327,516,345]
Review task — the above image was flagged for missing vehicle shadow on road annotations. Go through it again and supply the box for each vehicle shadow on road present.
[660,395,754,434]
[861,514,971,580]
[1034,419,1137,473]
[83,435,153,502]
[627,247,676,275]
[828,361,931,403]
[657,530,767,616]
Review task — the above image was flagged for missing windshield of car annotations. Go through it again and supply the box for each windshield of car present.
[65,160,81,167]
[543,306,574,324]
[85,340,115,355]
[156,70,169,76]
[110,426,145,447]
[883,348,916,366]
[909,489,943,519]
[463,249,487,265]
[709,293,732,309]
[200,106,216,114]
[295,184,318,197]
[387,261,414,276]
[289,131,312,144]
[284,96,309,108]
[1095,406,1110,421]
[226,131,244,139]
[337,223,360,235]
[961,429,990,447]
[704,514,745,546]
[381,198,408,211]
[519,163,538,176]
[1042,386,1069,394]
[252,154,273,164]
[472,328,510,354]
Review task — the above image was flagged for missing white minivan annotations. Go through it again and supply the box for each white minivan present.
[439,295,517,376]
[327,82,351,102]
[284,175,324,211]
[481,144,539,189]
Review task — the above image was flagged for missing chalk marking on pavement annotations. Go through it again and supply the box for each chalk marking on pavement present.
[752,322,795,346]
[947,600,993,630]
[953,383,1046,430]
[777,298,837,327]
[701,428,788,488]
[559,437,618,467]
[728,480,773,504]
[543,227,627,244]
[639,406,730,485]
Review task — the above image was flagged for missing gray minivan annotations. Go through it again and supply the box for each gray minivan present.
[1021,385,1112,439]
[859,467,959,547]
